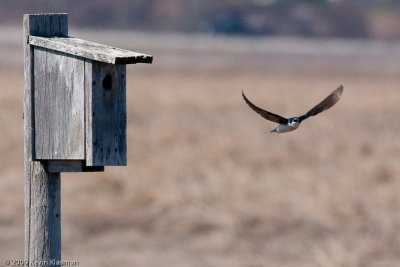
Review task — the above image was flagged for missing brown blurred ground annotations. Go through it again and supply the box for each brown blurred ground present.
[1,27,400,266]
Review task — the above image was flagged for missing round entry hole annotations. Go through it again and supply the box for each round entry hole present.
[102,74,113,90]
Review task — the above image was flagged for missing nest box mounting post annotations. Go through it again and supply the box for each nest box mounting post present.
[23,13,152,265]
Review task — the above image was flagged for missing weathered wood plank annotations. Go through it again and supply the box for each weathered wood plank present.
[47,160,82,172]
[34,47,85,160]
[24,14,68,162]
[29,36,153,65]
[24,14,66,265]
[23,15,35,161]
[85,60,127,166]
[47,160,105,172]
[84,60,94,166]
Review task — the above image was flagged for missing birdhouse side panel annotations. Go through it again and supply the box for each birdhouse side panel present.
[85,61,127,166]
[34,47,85,160]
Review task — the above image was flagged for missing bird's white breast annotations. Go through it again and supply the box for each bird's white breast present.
[276,122,300,133]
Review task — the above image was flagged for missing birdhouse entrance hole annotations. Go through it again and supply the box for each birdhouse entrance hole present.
[102,74,113,90]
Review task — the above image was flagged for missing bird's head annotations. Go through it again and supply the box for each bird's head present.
[289,117,300,125]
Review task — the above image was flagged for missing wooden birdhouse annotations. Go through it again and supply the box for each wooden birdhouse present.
[24,13,153,172]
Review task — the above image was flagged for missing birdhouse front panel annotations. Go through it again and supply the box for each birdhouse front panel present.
[85,60,127,166]
[34,47,85,160]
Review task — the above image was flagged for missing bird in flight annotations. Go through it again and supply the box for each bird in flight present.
[242,85,343,133]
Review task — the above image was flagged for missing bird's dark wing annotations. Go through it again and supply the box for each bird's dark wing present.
[299,85,343,122]
[242,91,288,124]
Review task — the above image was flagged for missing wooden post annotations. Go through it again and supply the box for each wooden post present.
[24,163,61,264]
[24,14,67,266]
[23,13,152,266]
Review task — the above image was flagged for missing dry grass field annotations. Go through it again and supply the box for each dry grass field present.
[1,27,400,266]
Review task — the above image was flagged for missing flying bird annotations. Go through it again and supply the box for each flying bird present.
[242,85,343,133]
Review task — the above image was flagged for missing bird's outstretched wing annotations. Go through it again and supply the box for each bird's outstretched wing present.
[299,85,343,122]
[242,91,288,124]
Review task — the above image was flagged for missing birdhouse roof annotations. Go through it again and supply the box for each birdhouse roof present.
[29,35,153,65]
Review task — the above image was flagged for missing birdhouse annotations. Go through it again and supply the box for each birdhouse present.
[25,18,152,172]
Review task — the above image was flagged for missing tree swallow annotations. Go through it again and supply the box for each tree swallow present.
[242,85,343,133]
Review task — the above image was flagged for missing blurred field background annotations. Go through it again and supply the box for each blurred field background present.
[2,1,400,267]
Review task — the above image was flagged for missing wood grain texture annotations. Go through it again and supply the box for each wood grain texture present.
[25,161,61,263]
[34,47,85,160]
[29,36,153,65]
[24,13,68,161]
[23,15,35,161]
[24,13,66,265]
[85,60,127,166]
[25,13,68,37]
